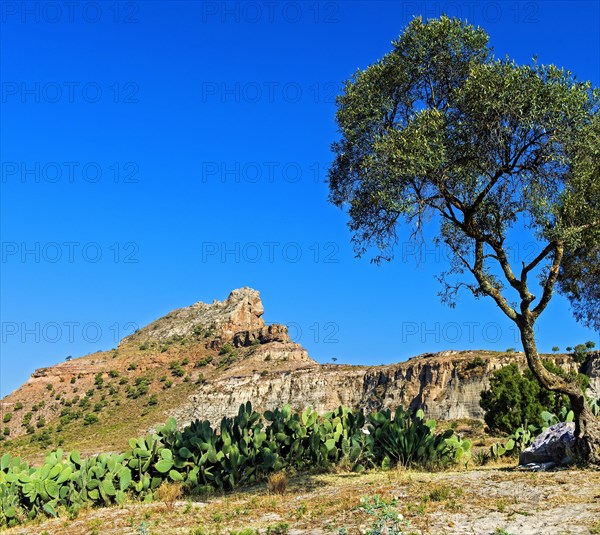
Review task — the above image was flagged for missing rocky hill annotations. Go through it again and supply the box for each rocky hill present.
[1,288,597,458]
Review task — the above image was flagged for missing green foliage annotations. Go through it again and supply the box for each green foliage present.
[480,363,573,434]
[169,362,185,377]
[217,343,239,368]
[465,357,486,371]
[0,403,469,528]
[368,407,470,468]
[219,343,234,356]
[83,414,99,426]
[571,341,596,363]
[3,414,12,424]
[195,356,213,368]
[94,373,104,388]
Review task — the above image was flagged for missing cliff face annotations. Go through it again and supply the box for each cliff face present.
[1,287,597,446]
[173,350,594,427]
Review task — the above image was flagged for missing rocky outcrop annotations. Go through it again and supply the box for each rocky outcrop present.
[123,287,268,348]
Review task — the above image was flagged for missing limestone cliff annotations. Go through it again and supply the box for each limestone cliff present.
[172,349,596,428]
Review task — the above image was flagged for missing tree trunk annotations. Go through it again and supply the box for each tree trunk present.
[519,319,600,466]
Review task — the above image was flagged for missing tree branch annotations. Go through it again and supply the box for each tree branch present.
[532,243,564,320]
[472,240,519,322]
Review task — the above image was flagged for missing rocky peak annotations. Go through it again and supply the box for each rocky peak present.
[121,287,270,348]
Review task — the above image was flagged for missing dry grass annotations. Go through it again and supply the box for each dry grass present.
[155,481,183,510]
[5,467,599,535]
[267,471,288,495]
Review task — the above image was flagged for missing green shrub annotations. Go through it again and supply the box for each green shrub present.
[465,356,486,371]
[480,363,573,434]
[83,413,99,425]
[2,413,12,423]
[572,341,596,363]
[219,343,234,356]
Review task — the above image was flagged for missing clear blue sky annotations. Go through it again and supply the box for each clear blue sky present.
[1,1,599,397]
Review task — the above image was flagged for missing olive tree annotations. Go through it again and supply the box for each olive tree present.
[328,16,600,462]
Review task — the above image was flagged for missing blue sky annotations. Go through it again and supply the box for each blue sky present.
[1,0,599,396]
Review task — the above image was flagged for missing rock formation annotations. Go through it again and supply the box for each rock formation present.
[1,288,597,444]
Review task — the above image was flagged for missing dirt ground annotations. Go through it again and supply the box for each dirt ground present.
[5,467,600,535]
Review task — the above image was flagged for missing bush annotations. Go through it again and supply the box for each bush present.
[480,362,578,434]
[219,343,234,356]
[83,413,99,425]
[94,373,104,388]
[572,341,596,363]
[465,356,486,371]
[195,356,213,367]
[14,402,23,411]
[170,364,185,377]
[2,413,12,423]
